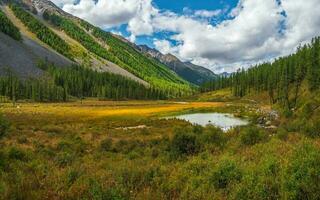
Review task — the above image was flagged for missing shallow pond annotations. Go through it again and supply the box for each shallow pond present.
[172,113,248,131]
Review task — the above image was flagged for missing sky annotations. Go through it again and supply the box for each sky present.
[51,0,320,73]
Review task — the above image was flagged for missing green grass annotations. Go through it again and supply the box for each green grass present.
[1,100,320,199]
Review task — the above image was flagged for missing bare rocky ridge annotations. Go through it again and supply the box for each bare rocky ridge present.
[0,31,69,77]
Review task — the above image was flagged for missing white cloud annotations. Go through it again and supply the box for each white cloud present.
[53,0,320,73]
[194,9,222,18]
[61,0,149,29]
[51,0,77,7]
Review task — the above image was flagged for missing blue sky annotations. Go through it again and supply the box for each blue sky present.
[110,0,238,48]
[153,0,234,13]
[54,0,320,73]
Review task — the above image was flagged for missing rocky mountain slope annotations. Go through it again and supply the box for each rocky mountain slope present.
[138,45,217,85]
[0,1,185,91]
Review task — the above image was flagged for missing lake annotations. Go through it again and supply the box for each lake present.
[172,113,249,131]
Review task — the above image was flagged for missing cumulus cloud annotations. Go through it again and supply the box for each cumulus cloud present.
[194,9,222,18]
[53,0,320,73]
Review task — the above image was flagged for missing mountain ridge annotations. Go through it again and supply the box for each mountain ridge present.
[0,0,195,96]
[138,44,217,85]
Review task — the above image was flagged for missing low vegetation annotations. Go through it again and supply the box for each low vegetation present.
[0,112,9,139]
[1,101,320,199]
[1,2,320,199]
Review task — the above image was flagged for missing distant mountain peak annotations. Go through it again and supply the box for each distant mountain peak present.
[163,53,180,62]
[138,44,217,85]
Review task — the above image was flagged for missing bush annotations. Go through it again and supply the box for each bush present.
[193,125,204,135]
[170,131,200,158]
[8,147,27,161]
[301,100,318,118]
[0,113,10,139]
[240,126,266,146]
[67,169,80,186]
[88,179,126,200]
[0,151,6,169]
[277,128,289,141]
[112,139,129,153]
[302,120,320,138]
[285,143,320,199]
[100,138,113,152]
[57,136,87,154]
[202,125,226,148]
[17,135,28,144]
[209,159,242,189]
[233,157,281,200]
[55,152,74,167]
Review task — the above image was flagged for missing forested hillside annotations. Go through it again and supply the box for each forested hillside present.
[9,4,73,59]
[201,37,320,111]
[0,63,166,102]
[42,11,192,96]
[0,2,195,99]
[0,9,21,41]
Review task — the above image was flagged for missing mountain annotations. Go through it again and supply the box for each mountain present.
[138,45,217,85]
[0,0,192,97]
[219,72,232,77]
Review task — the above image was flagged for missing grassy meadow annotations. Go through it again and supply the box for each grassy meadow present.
[1,99,320,199]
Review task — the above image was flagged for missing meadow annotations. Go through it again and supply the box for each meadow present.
[1,100,320,199]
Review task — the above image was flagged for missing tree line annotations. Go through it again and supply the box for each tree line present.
[9,4,73,59]
[43,11,192,97]
[81,20,192,94]
[0,63,168,103]
[200,37,320,110]
[0,9,22,41]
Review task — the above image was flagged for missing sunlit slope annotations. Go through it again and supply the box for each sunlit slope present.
[42,11,193,95]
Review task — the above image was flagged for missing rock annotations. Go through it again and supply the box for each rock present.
[265,125,277,129]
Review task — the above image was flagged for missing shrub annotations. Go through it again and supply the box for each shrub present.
[202,125,226,148]
[112,139,129,153]
[285,143,320,199]
[300,100,318,118]
[282,107,293,118]
[88,179,126,200]
[193,125,204,135]
[232,157,281,200]
[55,152,74,167]
[8,147,27,161]
[0,151,6,169]
[277,128,289,141]
[169,131,200,158]
[67,169,80,186]
[240,126,266,146]
[17,135,28,144]
[100,138,113,152]
[302,120,320,138]
[209,159,242,189]
[57,136,87,154]
[0,113,10,139]
[284,118,306,132]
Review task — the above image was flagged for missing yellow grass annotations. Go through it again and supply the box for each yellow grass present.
[1,100,224,119]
